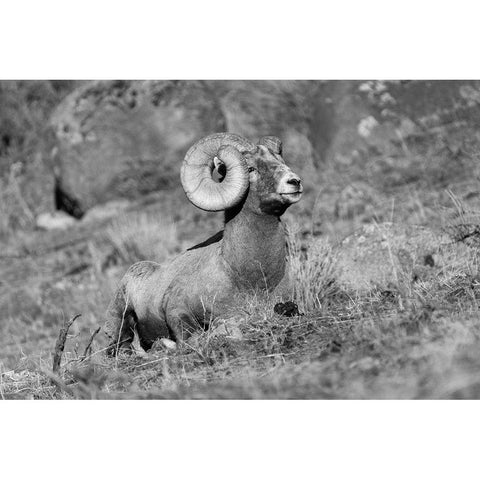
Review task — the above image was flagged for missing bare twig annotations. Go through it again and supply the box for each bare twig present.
[39,367,76,397]
[8,163,35,222]
[80,326,101,361]
[135,356,169,369]
[52,314,81,373]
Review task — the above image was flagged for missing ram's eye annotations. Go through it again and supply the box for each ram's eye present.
[248,167,256,173]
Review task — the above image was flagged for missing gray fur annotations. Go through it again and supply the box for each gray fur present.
[104,137,303,354]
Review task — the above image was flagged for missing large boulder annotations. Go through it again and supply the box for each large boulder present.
[218,80,320,190]
[335,222,471,294]
[322,81,480,189]
[51,80,225,217]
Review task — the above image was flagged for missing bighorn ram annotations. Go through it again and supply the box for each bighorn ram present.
[104,133,303,354]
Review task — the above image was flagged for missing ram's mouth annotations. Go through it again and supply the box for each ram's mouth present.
[279,191,303,202]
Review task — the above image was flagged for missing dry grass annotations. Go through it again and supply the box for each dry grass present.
[286,223,340,312]
[104,211,180,264]
[4,198,480,399]
[0,163,35,241]
[3,244,480,399]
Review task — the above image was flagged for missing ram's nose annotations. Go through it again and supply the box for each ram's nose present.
[286,175,302,190]
[278,172,303,204]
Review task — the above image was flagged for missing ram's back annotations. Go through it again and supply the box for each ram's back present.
[123,241,227,318]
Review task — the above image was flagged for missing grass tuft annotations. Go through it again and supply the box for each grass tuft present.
[286,224,340,312]
[104,211,180,264]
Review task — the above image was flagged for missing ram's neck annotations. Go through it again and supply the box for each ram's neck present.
[221,207,286,291]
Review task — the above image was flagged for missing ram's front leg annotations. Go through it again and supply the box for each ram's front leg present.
[166,308,208,344]
[135,314,171,351]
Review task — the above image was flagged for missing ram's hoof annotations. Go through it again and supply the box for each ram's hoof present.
[158,338,177,350]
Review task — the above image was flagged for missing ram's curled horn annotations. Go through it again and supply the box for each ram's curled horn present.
[259,136,282,155]
[181,133,255,211]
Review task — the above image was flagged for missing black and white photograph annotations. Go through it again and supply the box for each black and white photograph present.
[3,78,480,400]
[1,1,479,478]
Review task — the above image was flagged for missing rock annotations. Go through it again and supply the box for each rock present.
[281,129,319,190]
[308,81,370,166]
[51,80,225,216]
[357,115,379,138]
[81,199,131,223]
[311,80,480,183]
[220,81,320,184]
[334,182,383,220]
[36,211,77,230]
[209,316,244,340]
[335,222,469,293]
[220,81,313,141]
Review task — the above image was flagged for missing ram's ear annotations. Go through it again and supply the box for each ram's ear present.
[258,136,282,155]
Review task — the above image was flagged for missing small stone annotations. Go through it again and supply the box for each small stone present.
[36,211,77,230]
[210,318,244,340]
[357,116,379,138]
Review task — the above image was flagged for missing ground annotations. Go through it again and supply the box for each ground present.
[2,168,480,399]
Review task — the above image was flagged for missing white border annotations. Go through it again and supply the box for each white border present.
[1,401,479,479]
[2,0,480,79]
[1,2,479,478]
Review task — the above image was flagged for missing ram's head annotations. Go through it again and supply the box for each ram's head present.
[181,133,303,216]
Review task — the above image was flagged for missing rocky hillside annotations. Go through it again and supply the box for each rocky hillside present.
[4,80,480,228]
[2,80,480,399]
